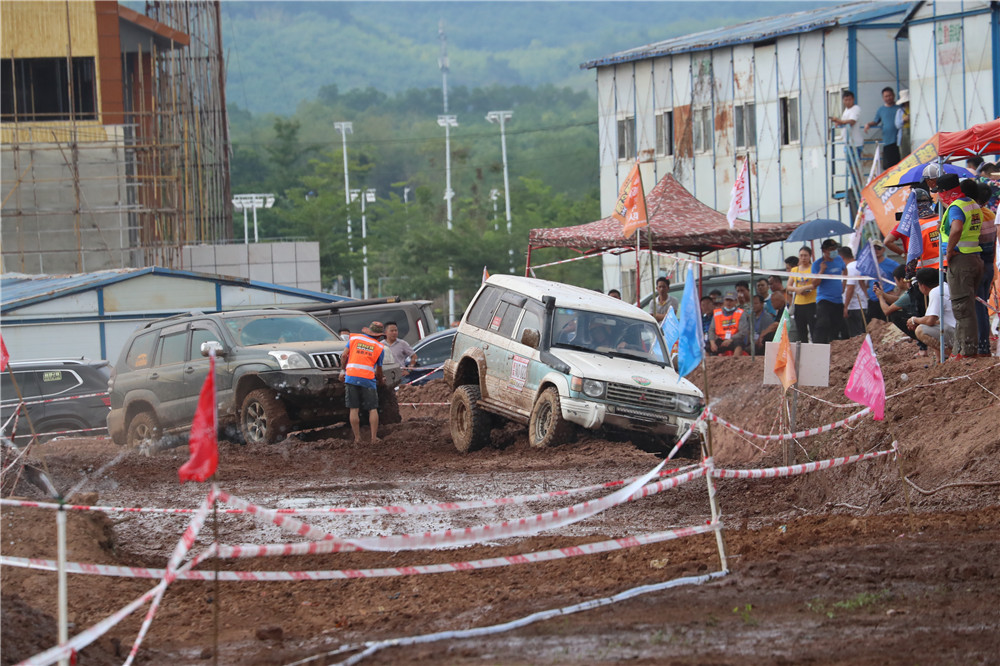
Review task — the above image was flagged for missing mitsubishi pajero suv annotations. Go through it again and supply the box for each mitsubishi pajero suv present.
[443,275,704,453]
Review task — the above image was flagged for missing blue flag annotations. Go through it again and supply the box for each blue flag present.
[854,242,878,280]
[896,192,923,265]
[661,306,680,352]
[677,265,703,379]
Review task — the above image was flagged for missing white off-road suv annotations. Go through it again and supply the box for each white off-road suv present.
[443,275,704,453]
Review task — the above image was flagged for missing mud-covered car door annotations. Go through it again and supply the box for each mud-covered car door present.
[184,320,234,418]
[148,324,193,429]
[498,298,545,412]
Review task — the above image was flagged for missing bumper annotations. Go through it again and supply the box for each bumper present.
[560,396,700,438]
[107,409,126,446]
[259,369,346,400]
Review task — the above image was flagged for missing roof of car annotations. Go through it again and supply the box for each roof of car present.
[484,275,655,321]
[8,358,108,368]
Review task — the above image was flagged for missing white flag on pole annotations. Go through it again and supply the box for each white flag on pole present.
[727,159,750,229]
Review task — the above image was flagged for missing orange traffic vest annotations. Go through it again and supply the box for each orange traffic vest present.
[345,334,383,381]
[712,308,743,340]
[916,217,943,269]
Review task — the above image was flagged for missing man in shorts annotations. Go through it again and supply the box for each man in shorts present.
[340,320,386,445]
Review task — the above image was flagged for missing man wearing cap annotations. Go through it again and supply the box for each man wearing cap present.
[865,240,899,322]
[936,174,984,358]
[340,321,387,444]
[810,238,847,344]
[709,292,749,356]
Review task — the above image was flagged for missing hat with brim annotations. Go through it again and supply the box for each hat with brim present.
[897,89,910,105]
[723,291,737,301]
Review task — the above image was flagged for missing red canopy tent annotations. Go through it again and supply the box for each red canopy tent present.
[526,173,801,268]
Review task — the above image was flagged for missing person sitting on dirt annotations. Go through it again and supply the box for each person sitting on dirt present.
[339,320,386,445]
[906,268,956,354]
[709,292,749,356]
[877,265,924,351]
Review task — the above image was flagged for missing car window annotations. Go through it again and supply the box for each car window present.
[1,371,40,401]
[339,309,410,339]
[37,369,83,397]
[515,301,543,343]
[466,286,501,329]
[225,314,338,346]
[189,328,219,360]
[416,335,454,366]
[125,330,157,370]
[498,305,523,339]
[156,331,188,366]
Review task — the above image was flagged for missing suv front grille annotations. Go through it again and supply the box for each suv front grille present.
[606,383,676,412]
[310,352,341,369]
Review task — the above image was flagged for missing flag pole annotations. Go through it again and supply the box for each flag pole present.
[635,228,642,307]
[746,157,756,359]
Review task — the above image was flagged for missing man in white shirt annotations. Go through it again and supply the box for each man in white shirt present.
[839,246,867,338]
[907,268,956,351]
[830,90,864,157]
[383,321,416,374]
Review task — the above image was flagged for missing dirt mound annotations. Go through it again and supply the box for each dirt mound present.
[3,332,998,664]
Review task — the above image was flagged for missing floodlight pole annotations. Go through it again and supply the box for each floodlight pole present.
[335,121,355,296]
[231,194,275,244]
[351,188,376,299]
[438,114,458,324]
[487,110,514,272]
[489,189,500,231]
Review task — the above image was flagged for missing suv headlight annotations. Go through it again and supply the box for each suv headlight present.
[675,393,703,414]
[268,351,310,370]
[571,376,606,398]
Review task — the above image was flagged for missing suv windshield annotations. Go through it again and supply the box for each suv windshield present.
[550,307,668,364]
[224,314,339,346]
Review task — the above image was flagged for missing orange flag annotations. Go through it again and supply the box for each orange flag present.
[773,320,797,392]
[612,161,648,239]
[179,353,218,483]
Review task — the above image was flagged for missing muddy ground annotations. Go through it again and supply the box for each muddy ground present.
[2,321,999,665]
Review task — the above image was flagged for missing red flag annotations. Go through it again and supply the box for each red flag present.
[0,336,9,372]
[179,354,218,483]
[612,161,647,239]
[772,320,797,392]
[844,334,886,420]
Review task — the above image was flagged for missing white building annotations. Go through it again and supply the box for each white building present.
[583,0,998,292]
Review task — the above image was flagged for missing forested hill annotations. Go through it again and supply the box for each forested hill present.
[221,1,799,116]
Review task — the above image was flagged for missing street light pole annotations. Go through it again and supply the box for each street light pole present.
[486,110,514,272]
[351,188,376,299]
[489,189,499,231]
[334,121,354,296]
[231,194,275,244]
[438,114,458,324]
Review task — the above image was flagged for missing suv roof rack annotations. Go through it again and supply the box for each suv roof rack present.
[289,297,401,314]
[140,310,206,329]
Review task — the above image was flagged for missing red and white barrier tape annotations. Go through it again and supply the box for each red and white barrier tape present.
[211,462,689,555]
[3,522,718,583]
[0,466,697,516]
[399,402,450,407]
[13,391,109,408]
[8,425,108,441]
[664,411,706,460]
[708,441,897,479]
[705,406,870,441]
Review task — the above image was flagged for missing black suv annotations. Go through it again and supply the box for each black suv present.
[1,358,111,444]
[296,298,437,345]
[107,310,402,447]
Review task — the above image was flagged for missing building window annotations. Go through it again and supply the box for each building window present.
[734,103,756,149]
[1,57,98,121]
[617,116,636,160]
[780,96,799,145]
[655,110,673,156]
[692,106,712,154]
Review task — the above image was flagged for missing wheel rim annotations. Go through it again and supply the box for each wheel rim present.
[535,401,552,440]
[135,422,154,446]
[455,399,470,438]
[245,400,266,443]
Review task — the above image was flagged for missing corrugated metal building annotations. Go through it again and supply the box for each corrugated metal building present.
[583,0,998,289]
[0,268,347,363]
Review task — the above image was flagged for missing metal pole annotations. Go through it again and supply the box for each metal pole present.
[252,205,259,243]
[335,121,354,296]
[439,115,458,324]
[242,207,248,245]
[57,507,69,666]
[488,111,515,273]
[361,194,368,299]
[747,157,756,358]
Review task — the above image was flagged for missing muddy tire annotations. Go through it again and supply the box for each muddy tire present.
[379,386,402,425]
[528,388,573,448]
[450,385,491,453]
[126,411,161,449]
[240,389,290,444]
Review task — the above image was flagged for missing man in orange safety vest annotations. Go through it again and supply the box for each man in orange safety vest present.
[340,320,386,445]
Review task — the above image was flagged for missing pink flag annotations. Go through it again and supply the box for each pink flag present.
[726,159,750,228]
[179,354,219,483]
[844,334,885,420]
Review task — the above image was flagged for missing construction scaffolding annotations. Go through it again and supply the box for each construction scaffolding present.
[1,0,231,275]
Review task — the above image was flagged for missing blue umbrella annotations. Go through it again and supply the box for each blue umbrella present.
[786,218,855,243]
[894,162,973,187]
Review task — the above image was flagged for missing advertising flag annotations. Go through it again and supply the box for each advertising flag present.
[179,353,219,483]
[894,191,923,265]
[0,336,8,372]
[726,159,750,228]
[661,306,680,353]
[773,320,797,392]
[612,161,648,239]
[844,334,886,420]
[676,266,703,379]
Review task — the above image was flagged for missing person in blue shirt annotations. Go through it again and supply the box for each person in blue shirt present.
[810,238,847,343]
[864,87,901,168]
[865,240,899,323]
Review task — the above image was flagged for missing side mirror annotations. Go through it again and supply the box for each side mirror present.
[520,328,540,349]
[201,340,225,357]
